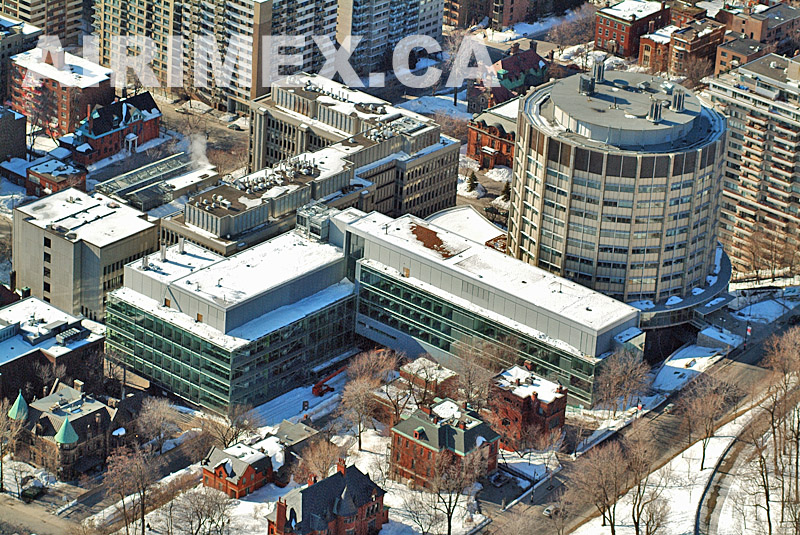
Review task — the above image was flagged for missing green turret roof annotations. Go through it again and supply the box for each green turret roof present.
[7,390,28,421]
[54,416,79,444]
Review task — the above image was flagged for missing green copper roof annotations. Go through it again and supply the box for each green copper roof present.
[54,416,79,444]
[7,390,28,421]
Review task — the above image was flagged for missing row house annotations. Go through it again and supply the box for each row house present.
[595,0,671,57]
[638,18,725,75]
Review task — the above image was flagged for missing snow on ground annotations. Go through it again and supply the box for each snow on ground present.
[571,393,664,453]
[699,326,744,349]
[629,300,655,310]
[398,90,471,120]
[457,175,487,198]
[572,408,755,535]
[0,178,35,216]
[652,345,723,392]
[498,449,558,483]
[1,457,59,497]
[337,427,486,535]
[250,370,348,426]
[0,259,11,285]
[484,166,512,182]
[459,152,479,172]
[481,10,579,42]
[492,196,510,210]
[732,298,799,324]
[86,135,172,173]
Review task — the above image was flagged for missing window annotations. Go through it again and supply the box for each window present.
[196,313,203,322]
[43,282,50,292]
[44,252,51,263]
[164,298,171,307]
[44,237,51,247]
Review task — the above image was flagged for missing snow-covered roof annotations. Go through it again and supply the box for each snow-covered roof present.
[223,443,267,466]
[401,356,458,382]
[28,158,84,180]
[346,211,638,335]
[643,25,679,44]
[489,97,521,121]
[495,366,564,403]
[426,205,504,245]
[0,14,41,36]
[12,47,112,89]
[132,242,223,285]
[15,188,155,248]
[600,0,665,20]
[614,326,644,344]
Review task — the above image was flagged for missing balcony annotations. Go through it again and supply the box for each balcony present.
[741,152,763,166]
[747,114,768,126]
[772,144,797,159]
[743,133,764,145]
[771,164,793,179]
[768,174,792,189]
[772,153,796,167]
[742,143,764,155]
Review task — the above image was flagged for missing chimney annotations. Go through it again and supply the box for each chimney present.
[529,41,537,54]
[73,379,84,392]
[421,405,432,416]
[515,378,521,386]
[275,499,287,534]
[337,457,346,475]
[307,474,316,486]
[46,48,66,70]
[458,421,466,430]
[9,270,16,291]
[160,243,167,262]
[510,42,520,55]
[523,360,534,371]
[87,104,93,131]
[649,20,655,33]
[178,236,185,254]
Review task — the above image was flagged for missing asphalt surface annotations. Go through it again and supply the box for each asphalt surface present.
[484,312,789,535]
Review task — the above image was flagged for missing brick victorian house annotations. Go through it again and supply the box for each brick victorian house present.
[390,398,499,489]
[268,459,389,535]
[467,97,519,170]
[201,443,275,498]
[596,0,671,57]
[60,92,162,166]
[7,383,138,480]
[488,364,567,451]
[467,43,548,114]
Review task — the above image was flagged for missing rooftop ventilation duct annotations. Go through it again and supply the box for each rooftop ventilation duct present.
[579,75,595,96]
[647,98,663,123]
[670,89,685,112]
[592,60,605,83]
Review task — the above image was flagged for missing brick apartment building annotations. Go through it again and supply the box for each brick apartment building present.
[639,25,678,72]
[25,157,86,196]
[714,4,800,55]
[714,36,772,74]
[669,18,726,76]
[467,97,519,170]
[488,364,567,451]
[444,0,490,27]
[596,0,671,57]
[668,0,706,26]
[390,398,499,489]
[10,47,114,138]
[268,460,389,535]
[61,92,162,166]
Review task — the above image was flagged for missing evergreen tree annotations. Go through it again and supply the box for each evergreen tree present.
[501,181,511,200]
[466,172,477,192]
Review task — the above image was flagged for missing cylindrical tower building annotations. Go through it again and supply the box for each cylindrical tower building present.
[508,70,729,327]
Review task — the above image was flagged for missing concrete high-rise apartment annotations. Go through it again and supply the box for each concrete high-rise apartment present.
[337,0,442,77]
[93,0,337,112]
[12,188,159,320]
[508,68,730,328]
[706,54,800,278]
[0,15,42,102]
[1,0,81,45]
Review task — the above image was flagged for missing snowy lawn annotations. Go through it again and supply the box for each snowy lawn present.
[1,457,58,497]
[250,370,348,426]
[457,175,486,199]
[484,166,512,182]
[732,298,799,323]
[398,90,471,120]
[498,449,558,483]
[0,178,35,216]
[571,393,664,454]
[572,408,755,535]
[652,345,723,393]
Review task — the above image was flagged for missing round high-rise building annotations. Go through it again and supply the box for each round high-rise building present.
[508,68,729,327]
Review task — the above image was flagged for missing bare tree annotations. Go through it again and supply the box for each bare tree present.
[32,360,67,397]
[682,57,713,89]
[0,397,24,493]
[347,349,397,383]
[174,487,235,535]
[181,427,218,464]
[643,496,670,535]
[546,4,597,48]
[570,440,628,534]
[625,423,671,535]
[6,456,27,499]
[296,438,343,480]
[341,375,380,450]
[137,397,180,454]
[681,375,726,470]
[401,490,443,535]
[594,349,650,417]
[433,113,469,143]
[407,356,443,408]
[453,341,493,410]
[149,472,198,535]
[200,404,261,448]
[105,445,160,535]
[442,29,469,106]
[742,425,775,535]
[548,489,575,535]
[431,449,485,535]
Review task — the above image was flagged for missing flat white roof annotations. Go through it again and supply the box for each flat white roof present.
[600,0,665,20]
[348,212,638,333]
[16,188,155,248]
[401,356,458,382]
[495,366,564,403]
[12,47,112,89]
[131,242,223,285]
[426,205,504,245]
[643,25,679,44]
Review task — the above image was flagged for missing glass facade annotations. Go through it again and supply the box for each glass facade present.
[105,294,356,412]
[357,264,598,405]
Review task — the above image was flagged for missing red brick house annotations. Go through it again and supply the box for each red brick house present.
[25,157,86,196]
[201,443,275,498]
[714,36,772,75]
[668,0,706,27]
[639,25,678,72]
[595,0,671,57]
[488,364,567,452]
[668,18,726,76]
[10,47,114,138]
[390,398,499,489]
[61,92,162,166]
[467,97,519,170]
[467,43,548,114]
[268,459,389,535]
[399,356,458,405]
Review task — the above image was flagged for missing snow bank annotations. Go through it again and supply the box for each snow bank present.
[397,90,471,120]
[652,345,722,392]
[733,298,798,324]
[0,178,35,217]
[485,166,512,182]
[457,175,486,198]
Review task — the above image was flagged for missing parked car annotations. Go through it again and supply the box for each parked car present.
[664,402,675,414]
[543,505,560,517]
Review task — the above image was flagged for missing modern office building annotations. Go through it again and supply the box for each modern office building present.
[1,0,79,45]
[108,202,643,411]
[0,15,41,102]
[105,233,358,411]
[706,54,800,278]
[336,0,442,77]
[12,188,159,320]
[508,68,730,328]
